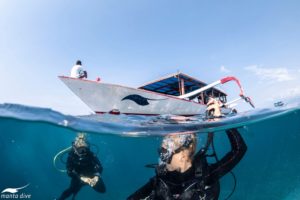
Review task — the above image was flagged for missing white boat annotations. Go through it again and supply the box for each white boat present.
[59,72,253,116]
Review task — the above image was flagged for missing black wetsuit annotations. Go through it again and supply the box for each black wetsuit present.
[58,148,105,200]
[127,128,247,200]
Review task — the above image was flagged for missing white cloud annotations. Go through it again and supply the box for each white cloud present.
[257,87,300,108]
[220,65,231,73]
[244,65,294,82]
[280,88,300,99]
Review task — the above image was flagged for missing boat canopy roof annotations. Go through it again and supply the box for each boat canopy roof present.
[138,72,227,98]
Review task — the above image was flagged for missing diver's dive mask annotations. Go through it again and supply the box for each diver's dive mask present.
[158,133,195,165]
[73,133,89,157]
[73,146,88,157]
[158,147,173,164]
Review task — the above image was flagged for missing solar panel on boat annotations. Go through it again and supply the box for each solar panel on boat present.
[138,72,226,98]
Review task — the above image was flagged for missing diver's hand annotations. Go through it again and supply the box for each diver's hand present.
[80,176,91,185]
[90,176,99,187]
[80,176,99,187]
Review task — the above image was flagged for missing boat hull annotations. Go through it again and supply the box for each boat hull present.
[59,76,213,116]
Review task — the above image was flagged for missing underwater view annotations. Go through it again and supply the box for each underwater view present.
[0,100,300,200]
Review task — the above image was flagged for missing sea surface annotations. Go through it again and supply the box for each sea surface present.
[0,99,300,200]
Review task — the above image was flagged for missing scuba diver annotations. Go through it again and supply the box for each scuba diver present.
[57,133,105,200]
[127,101,247,200]
[127,129,247,200]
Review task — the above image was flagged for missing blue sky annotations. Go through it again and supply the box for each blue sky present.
[1,0,300,115]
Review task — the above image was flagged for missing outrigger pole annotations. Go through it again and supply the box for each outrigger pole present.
[178,76,255,108]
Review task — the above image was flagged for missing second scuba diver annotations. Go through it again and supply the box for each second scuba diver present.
[57,133,106,200]
[127,99,247,200]
[128,130,247,200]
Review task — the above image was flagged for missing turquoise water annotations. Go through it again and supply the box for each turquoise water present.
[0,102,300,200]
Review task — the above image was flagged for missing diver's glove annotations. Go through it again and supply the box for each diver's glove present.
[80,176,99,187]
[90,176,99,187]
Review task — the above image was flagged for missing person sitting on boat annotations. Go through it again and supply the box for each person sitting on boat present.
[70,60,88,79]
[127,127,247,200]
[58,133,105,200]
